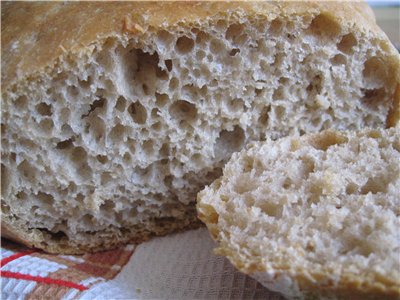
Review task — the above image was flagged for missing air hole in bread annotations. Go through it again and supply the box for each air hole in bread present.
[39,119,54,134]
[43,229,68,242]
[311,117,322,127]
[215,126,245,161]
[169,77,179,90]
[361,177,387,195]
[151,108,160,119]
[309,131,348,151]
[283,178,292,189]
[87,116,106,142]
[142,84,149,95]
[67,86,79,97]
[196,31,209,44]
[115,96,127,112]
[337,33,357,54]
[229,48,240,56]
[71,147,87,163]
[36,103,52,116]
[143,140,154,155]
[307,75,323,94]
[56,138,74,150]
[361,88,385,109]
[255,88,263,97]
[176,36,194,54]
[16,191,27,201]
[128,101,147,124]
[101,172,113,185]
[1,124,6,136]
[156,67,168,80]
[126,138,136,154]
[109,124,126,143]
[29,205,39,214]
[331,54,347,66]
[17,160,36,181]
[210,39,225,54]
[363,57,387,87]
[345,182,358,194]
[37,192,54,207]
[100,200,115,213]
[160,143,169,157]
[275,106,285,119]
[14,95,28,109]
[309,13,341,39]
[75,193,84,203]
[234,175,257,195]
[200,203,219,224]
[61,124,73,136]
[78,76,92,89]
[10,152,16,162]
[191,153,202,165]
[164,175,173,189]
[165,59,173,72]
[227,98,244,113]
[79,163,92,180]
[258,106,270,126]
[81,214,95,227]
[196,50,206,60]
[123,152,131,163]
[151,121,162,132]
[216,19,227,30]
[235,33,248,46]
[272,87,285,100]
[259,201,282,218]
[269,19,283,36]
[169,100,198,123]
[226,23,245,41]
[96,155,108,164]
[157,30,173,45]
[155,93,168,108]
[82,98,106,119]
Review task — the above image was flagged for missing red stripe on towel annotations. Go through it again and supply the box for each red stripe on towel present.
[0,271,88,291]
[0,250,37,267]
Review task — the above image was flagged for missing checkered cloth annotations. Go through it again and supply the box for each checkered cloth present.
[1,228,282,299]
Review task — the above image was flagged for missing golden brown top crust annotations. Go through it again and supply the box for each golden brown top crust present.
[0,1,387,90]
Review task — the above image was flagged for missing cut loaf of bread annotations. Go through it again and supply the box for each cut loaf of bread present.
[197,128,400,299]
[1,2,399,253]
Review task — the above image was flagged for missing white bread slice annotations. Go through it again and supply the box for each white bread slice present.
[197,128,400,299]
[1,2,399,253]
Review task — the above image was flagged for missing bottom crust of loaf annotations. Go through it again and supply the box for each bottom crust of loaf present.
[1,208,202,254]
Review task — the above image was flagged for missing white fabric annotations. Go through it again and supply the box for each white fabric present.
[2,256,67,277]
[79,228,282,299]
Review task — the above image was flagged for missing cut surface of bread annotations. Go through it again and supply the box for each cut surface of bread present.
[1,2,399,253]
[197,128,400,299]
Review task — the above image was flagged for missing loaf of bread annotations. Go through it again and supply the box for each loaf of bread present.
[1,2,399,253]
[197,128,400,299]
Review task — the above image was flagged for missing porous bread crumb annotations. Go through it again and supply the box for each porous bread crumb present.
[1,2,399,253]
[197,128,400,299]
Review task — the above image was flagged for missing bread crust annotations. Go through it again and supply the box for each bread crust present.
[1,1,399,253]
[2,214,202,254]
[1,1,397,90]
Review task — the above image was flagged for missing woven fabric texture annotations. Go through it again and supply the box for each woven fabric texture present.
[1,228,282,299]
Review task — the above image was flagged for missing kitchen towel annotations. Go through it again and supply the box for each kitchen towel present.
[1,228,282,299]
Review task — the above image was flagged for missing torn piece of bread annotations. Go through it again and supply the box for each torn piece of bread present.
[197,128,400,299]
[1,2,399,253]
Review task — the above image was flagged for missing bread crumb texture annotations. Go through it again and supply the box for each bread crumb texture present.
[1,2,399,253]
[198,128,400,299]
